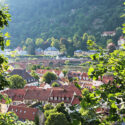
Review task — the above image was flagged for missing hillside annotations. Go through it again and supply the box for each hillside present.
[6,0,124,48]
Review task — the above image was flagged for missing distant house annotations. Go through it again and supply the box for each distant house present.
[118,36,125,49]
[2,89,27,105]
[8,105,38,121]
[74,50,83,56]
[24,88,52,105]
[44,47,60,56]
[101,31,116,37]
[10,69,38,86]
[0,49,12,56]
[35,48,43,55]
[15,47,27,55]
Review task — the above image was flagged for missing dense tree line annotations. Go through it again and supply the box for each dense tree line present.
[23,27,122,56]
[6,0,124,48]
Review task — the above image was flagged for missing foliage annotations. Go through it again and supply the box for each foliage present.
[0,6,10,90]
[55,102,71,122]
[42,72,57,84]
[31,64,40,70]
[44,109,57,119]
[44,102,71,124]
[64,60,70,65]
[31,70,39,81]
[0,112,35,125]
[62,70,68,77]
[7,0,123,49]
[8,75,26,88]
[43,104,54,111]
[0,5,34,125]
[51,82,60,87]
[75,40,125,124]
[45,112,69,125]
[34,114,39,125]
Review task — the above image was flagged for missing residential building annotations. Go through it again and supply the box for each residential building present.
[44,47,60,56]
[101,31,116,37]
[118,36,125,49]
[35,48,44,55]
[74,50,83,56]
[10,69,38,86]
[8,105,38,121]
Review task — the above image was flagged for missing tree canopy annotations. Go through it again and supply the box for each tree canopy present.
[42,72,57,84]
[8,75,26,89]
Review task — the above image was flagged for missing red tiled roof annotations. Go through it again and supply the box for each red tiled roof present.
[24,88,51,101]
[8,105,38,121]
[17,103,27,107]
[72,97,80,105]
[61,84,82,96]
[50,89,74,98]
[2,89,27,101]
[102,76,113,84]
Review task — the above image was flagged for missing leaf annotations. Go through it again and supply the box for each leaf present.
[4,32,10,38]
[6,40,10,46]
[111,103,117,109]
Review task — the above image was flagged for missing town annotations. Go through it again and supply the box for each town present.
[0,31,124,124]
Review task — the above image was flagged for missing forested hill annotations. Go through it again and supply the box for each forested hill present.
[6,0,124,48]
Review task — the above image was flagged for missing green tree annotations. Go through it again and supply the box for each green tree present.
[76,40,125,124]
[107,39,113,45]
[45,112,69,125]
[31,70,39,81]
[27,44,35,55]
[62,70,68,77]
[51,82,59,87]
[9,75,26,89]
[43,104,54,111]
[26,38,34,45]
[42,72,57,84]
[51,37,60,49]
[35,38,44,47]
[64,60,70,65]
[55,102,71,122]
[34,114,39,125]
[0,5,34,125]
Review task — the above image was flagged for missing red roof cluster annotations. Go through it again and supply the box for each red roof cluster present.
[2,89,26,101]
[24,88,51,101]
[8,105,38,121]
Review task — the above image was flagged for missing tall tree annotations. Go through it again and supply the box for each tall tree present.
[42,72,57,84]
[9,75,26,89]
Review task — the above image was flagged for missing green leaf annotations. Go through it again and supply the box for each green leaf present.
[4,32,10,38]
[6,40,10,46]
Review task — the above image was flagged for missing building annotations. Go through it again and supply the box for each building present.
[2,89,27,105]
[101,31,116,37]
[35,48,44,55]
[15,46,27,55]
[24,88,51,105]
[118,36,125,49]
[10,69,38,86]
[74,50,83,56]
[8,105,38,121]
[44,47,60,56]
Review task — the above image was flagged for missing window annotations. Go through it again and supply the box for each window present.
[24,111,26,113]
[54,97,57,101]
[67,97,69,101]
[16,109,18,112]
[62,97,64,101]
[20,110,22,113]
[50,97,53,100]
[33,112,35,115]
[58,97,61,101]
